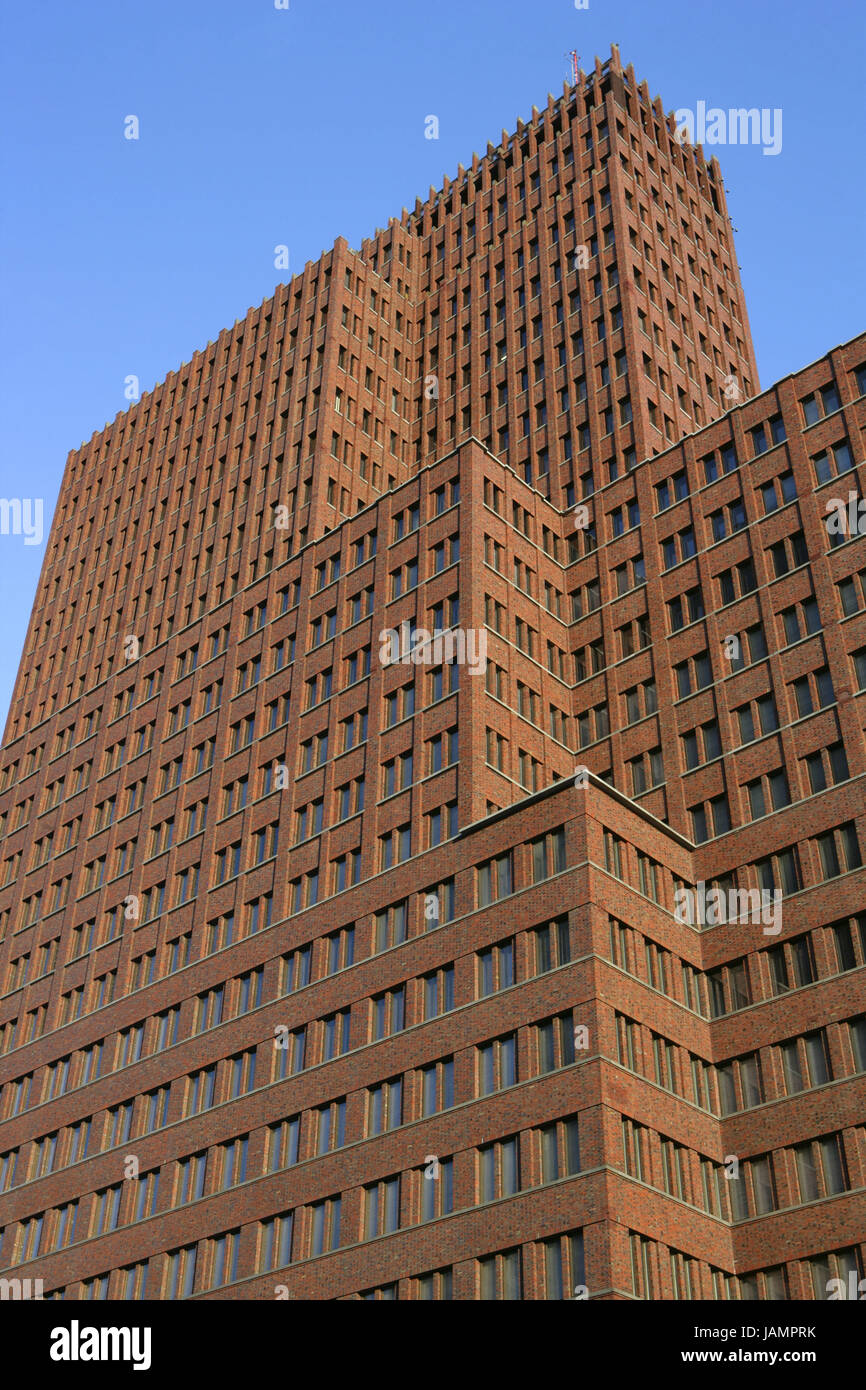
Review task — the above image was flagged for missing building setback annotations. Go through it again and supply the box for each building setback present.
[0,46,864,1301]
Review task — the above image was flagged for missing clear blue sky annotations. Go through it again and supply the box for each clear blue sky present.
[1,0,864,733]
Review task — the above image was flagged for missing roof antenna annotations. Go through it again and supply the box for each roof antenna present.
[566,51,580,86]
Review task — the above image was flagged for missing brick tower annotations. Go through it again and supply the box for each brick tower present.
[0,46,864,1301]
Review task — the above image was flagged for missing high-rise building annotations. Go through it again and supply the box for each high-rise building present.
[0,46,864,1302]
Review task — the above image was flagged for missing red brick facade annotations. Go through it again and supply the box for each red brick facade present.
[0,47,864,1301]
